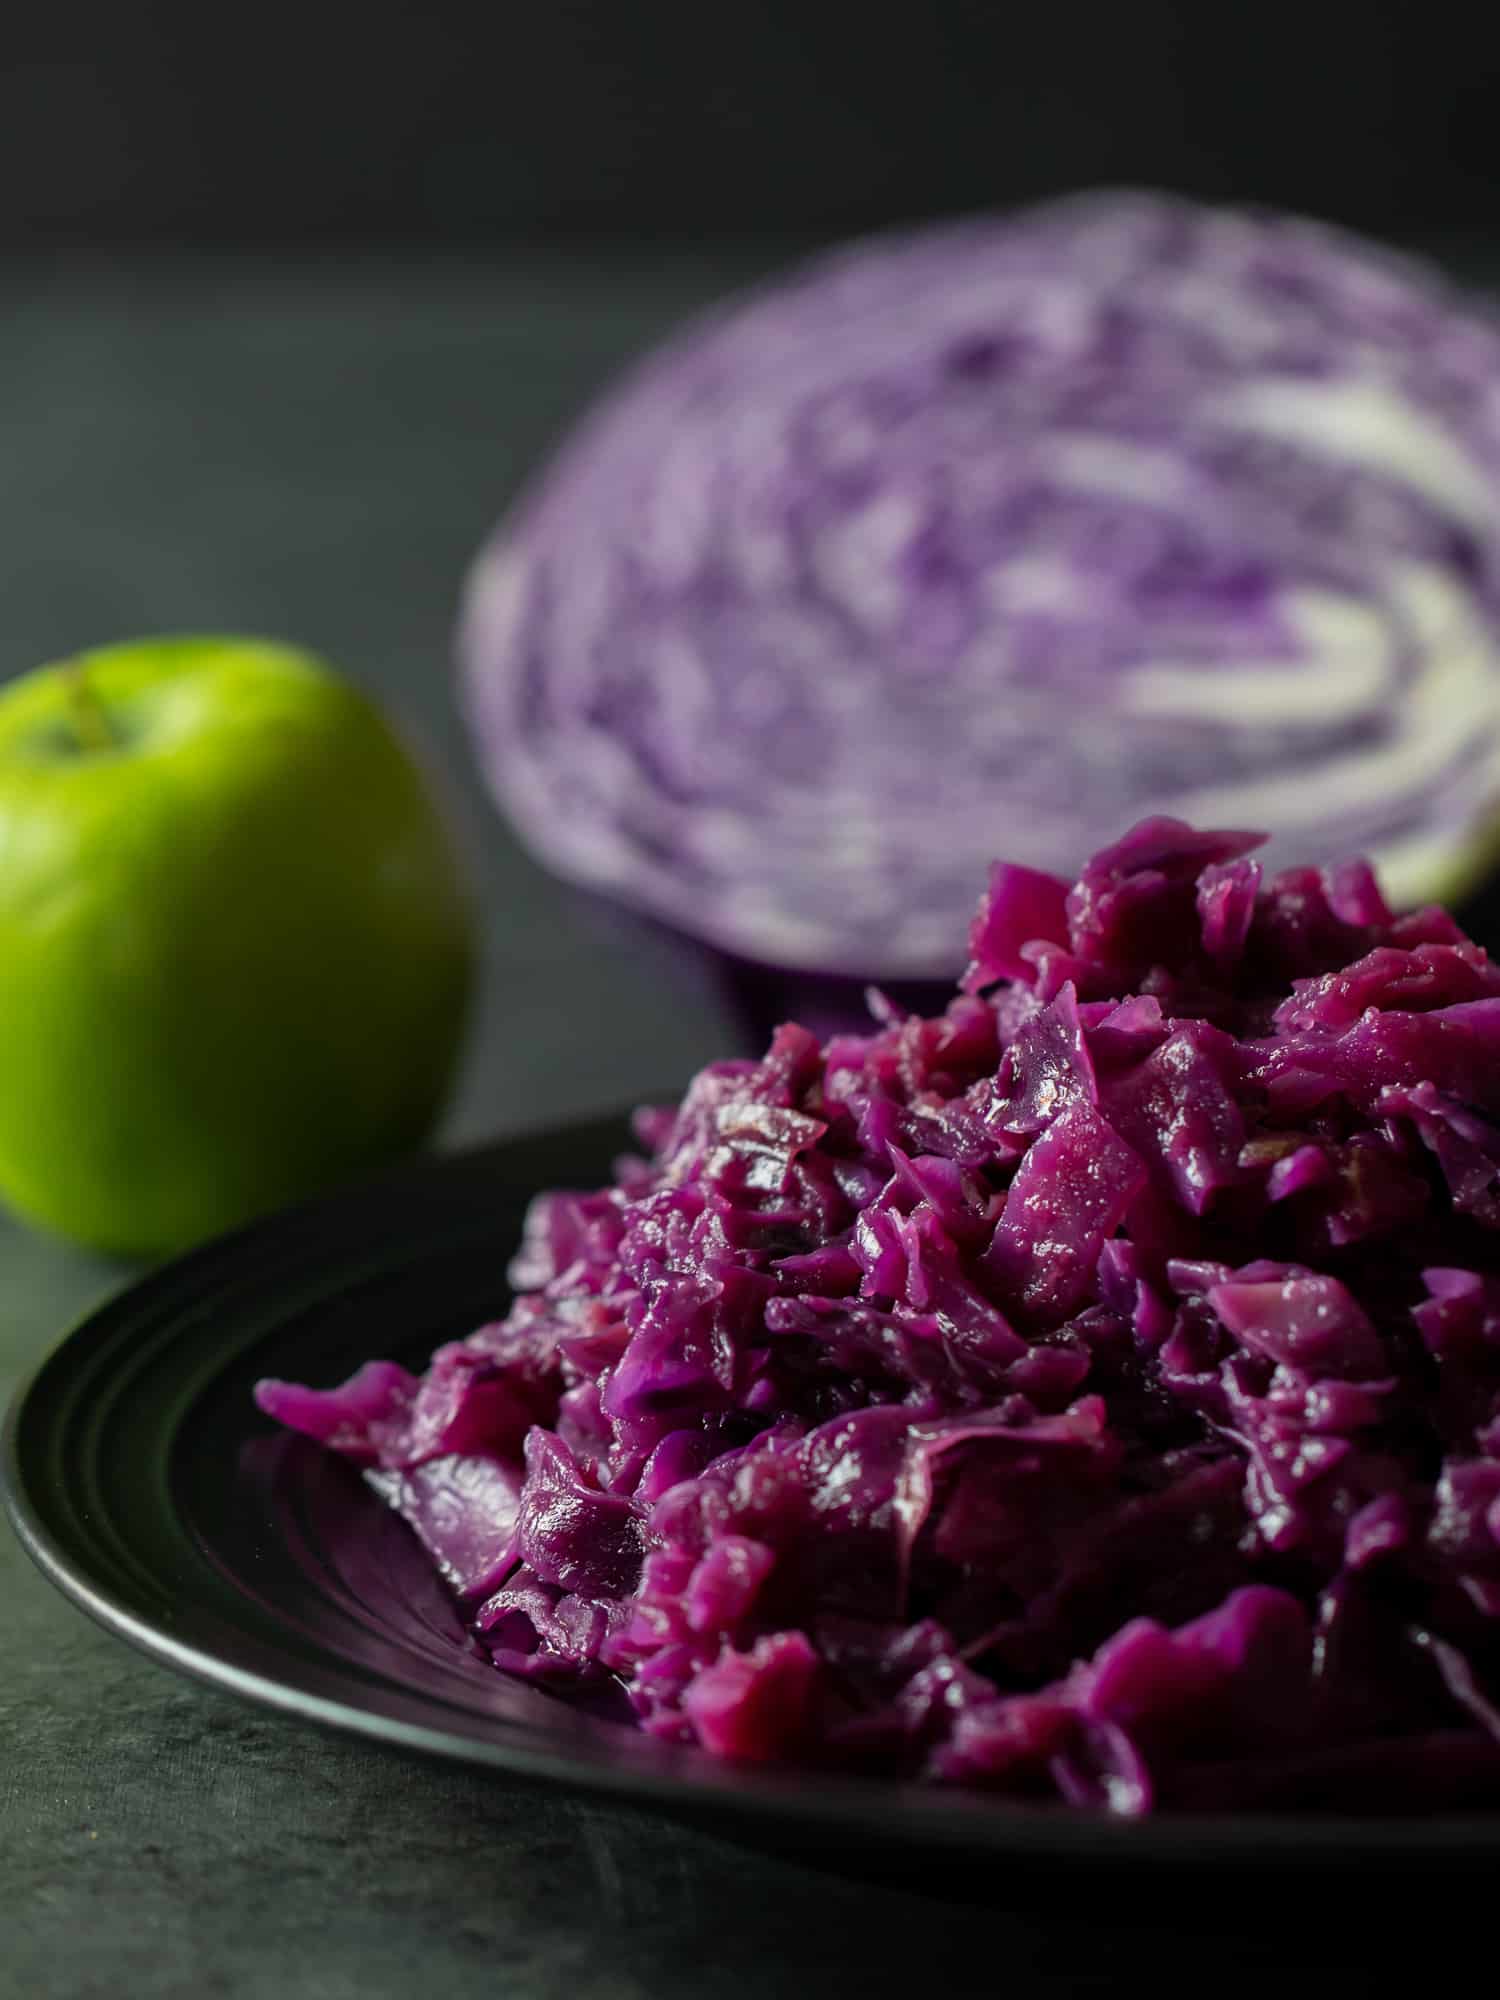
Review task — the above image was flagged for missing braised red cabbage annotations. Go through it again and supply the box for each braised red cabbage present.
[259,819,1500,1812]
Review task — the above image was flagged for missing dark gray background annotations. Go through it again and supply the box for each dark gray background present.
[2,0,1497,248]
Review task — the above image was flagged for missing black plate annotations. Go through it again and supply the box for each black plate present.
[6,1112,1500,1868]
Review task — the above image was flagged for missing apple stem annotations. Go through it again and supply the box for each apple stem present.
[65,663,115,752]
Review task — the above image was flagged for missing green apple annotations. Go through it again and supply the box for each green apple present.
[0,636,475,1257]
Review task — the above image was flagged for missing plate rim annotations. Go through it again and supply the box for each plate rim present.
[7,1119,1500,1866]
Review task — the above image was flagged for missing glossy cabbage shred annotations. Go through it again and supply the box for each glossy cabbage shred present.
[258,818,1500,1813]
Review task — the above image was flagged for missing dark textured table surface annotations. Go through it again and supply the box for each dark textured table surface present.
[2,244,1494,1999]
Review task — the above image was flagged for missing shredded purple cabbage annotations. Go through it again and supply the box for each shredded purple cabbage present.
[258,818,1500,1813]
[461,191,1500,982]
